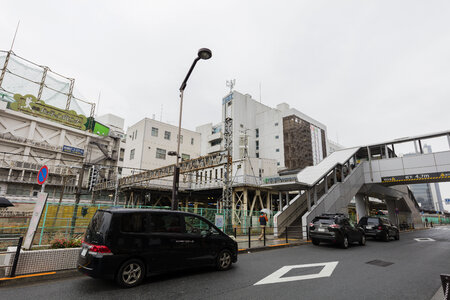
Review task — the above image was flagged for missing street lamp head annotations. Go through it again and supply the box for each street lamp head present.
[198,48,212,60]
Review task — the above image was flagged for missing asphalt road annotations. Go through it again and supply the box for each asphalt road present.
[3,226,450,300]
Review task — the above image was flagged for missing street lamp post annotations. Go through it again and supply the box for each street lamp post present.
[171,48,212,210]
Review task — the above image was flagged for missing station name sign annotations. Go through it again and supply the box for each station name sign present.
[264,176,297,185]
[381,172,450,183]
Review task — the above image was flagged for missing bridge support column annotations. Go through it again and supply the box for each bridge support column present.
[385,199,399,226]
[355,194,367,222]
[285,192,289,207]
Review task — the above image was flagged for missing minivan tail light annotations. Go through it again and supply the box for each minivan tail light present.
[309,223,314,227]
[83,241,112,256]
[89,244,112,254]
[329,224,340,229]
[378,226,383,230]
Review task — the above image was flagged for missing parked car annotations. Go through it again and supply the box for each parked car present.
[309,213,366,249]
[357,216,399,241]
[78,209,238,287]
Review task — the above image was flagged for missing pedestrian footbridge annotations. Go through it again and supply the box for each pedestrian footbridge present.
[267,130,450,238]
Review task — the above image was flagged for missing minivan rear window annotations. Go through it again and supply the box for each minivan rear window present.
[313,218,334,225]
[85,211,112,244]
[367,218,380,225]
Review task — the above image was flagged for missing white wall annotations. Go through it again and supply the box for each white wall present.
[123,118,201,176]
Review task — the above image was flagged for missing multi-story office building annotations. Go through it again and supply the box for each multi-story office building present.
[197,91,328,171]
[122,118,201,176]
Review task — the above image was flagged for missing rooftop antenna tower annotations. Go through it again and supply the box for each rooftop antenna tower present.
[226,79,235,94]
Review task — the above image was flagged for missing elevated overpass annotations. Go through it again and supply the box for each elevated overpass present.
[269,130,450,238]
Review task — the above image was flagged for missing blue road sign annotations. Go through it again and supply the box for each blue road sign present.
[37,165,48,185]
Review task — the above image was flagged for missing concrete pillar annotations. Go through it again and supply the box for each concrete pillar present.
[385,199,399,226]
[355,194,367,222]
[306,189,311,211]
[243,189,248,227]
[414,140,419,153]
[278,191,282,211]
[313,186,317,205]
[285,192,289,206]
[232,190,236,225]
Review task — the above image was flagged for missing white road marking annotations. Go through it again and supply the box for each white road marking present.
[414,238,436,242]
[254,261,339,286]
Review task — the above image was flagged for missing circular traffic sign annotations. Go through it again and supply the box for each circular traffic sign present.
[37,165,49,185]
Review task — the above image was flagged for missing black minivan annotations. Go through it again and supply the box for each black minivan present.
[78,209,238,287]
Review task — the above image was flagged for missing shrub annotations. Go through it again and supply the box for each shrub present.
[50,238,81,249]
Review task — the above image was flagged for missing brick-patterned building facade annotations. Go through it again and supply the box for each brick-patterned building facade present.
[283,115,327,170]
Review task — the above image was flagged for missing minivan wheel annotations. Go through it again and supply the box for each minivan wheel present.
[312,239,320,246]
[359,234,366,246]
[394,232,400,240]
[341,236,349,249]
[383,231,390,242]
[116,259,145,288]
[216,249,232,271]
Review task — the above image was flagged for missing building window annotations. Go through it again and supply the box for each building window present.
[130,149,135,160]
[156,148,166,159]
[151,127,158,137]
[256,152,259,158]
[215,169,218,179]
[275,122,279,126]
[191,137,194,145]
[119,148,125,162]
[240,124,244,128]
[164,131,171,140]
[277,162,280,166]
[255,128,259,138]
[275,135,279,139]
[181,153,190,161]
[256,140,259,150]
[276,148,280,152]
[135,130,138,139]
[220,168,223,179]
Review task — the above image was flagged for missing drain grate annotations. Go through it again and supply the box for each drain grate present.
[366,260,394,267]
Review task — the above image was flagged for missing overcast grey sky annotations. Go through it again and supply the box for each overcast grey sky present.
[1,1,449,205]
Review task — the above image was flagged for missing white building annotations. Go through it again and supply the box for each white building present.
[123,118,201,176]
[197,91,329,172]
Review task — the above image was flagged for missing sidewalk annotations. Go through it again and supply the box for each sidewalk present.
[236,236,306,252]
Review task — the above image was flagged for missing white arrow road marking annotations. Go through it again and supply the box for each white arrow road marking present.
[254,261,339,286]
[414,238,435,242]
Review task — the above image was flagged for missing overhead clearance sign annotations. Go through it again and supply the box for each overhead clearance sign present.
[381,172,450,184]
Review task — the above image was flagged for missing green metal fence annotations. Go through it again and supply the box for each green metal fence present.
[0,202,279,247]
[421,216,450,225]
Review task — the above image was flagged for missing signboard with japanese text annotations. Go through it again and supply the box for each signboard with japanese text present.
[382,172,450,184]
[62,145,85,156]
